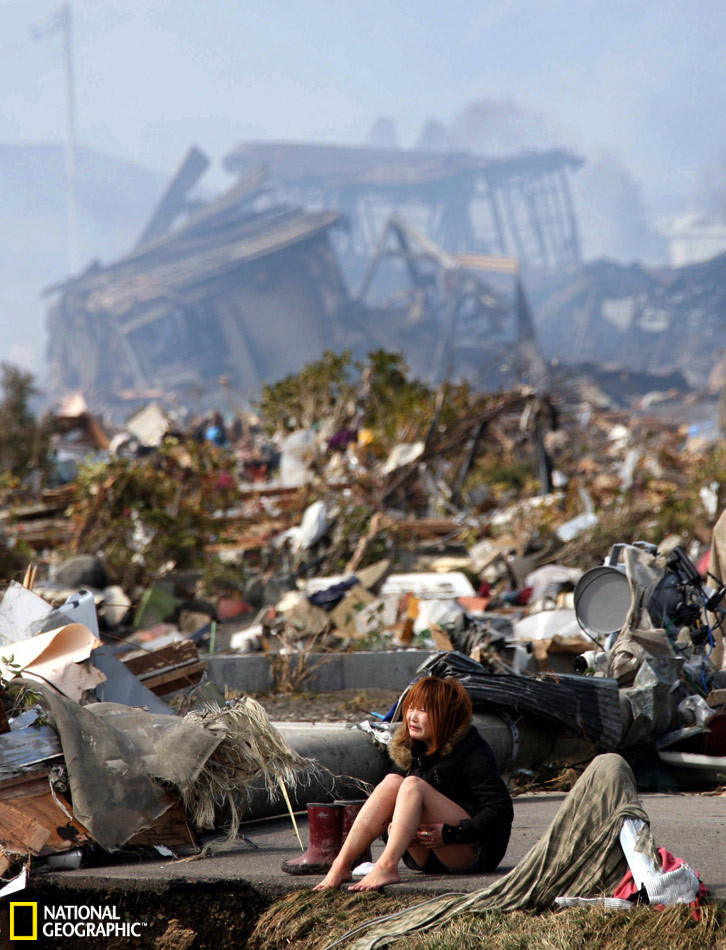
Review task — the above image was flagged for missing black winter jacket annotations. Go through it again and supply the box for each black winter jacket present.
[388,722,513,849]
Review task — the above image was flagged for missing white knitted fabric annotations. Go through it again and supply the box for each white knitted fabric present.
[618,818,700,905]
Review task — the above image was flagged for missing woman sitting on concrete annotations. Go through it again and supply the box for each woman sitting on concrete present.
[314,675,513,891]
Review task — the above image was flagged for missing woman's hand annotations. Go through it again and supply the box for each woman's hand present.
[414,823,444,849]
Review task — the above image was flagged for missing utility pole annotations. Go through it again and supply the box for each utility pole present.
[61,3,79,274]
[31,3,79,274]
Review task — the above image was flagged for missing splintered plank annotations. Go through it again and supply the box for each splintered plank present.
[136,661,206,695]
[0,799,50,854]
[121,640,205,694]
[122,639,199,676]
[124,796,197,849]
[0,770,89,854]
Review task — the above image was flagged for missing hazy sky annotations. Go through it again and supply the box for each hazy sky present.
[2,0,726,211]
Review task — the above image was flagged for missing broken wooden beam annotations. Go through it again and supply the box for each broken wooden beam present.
[121,640,205,696]
[136,145,210,248]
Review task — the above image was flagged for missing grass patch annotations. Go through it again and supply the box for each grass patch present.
[248,889,422,950]
[395,904,726,950]
[248,894,726,950]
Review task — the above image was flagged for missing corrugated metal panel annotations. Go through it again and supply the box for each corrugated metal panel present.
[420,652,622,749]
[0,723,62,780]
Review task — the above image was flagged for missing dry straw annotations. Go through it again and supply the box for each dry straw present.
[249,894,726,950]
[178,696,318,841]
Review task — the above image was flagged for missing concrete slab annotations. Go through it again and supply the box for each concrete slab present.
[35,790,726,901]
[14,789,722,949]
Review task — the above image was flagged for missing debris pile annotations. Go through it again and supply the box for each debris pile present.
[0,581,316,896]
[530,254,726,385]
[399,539,726,778]
[0,335,724,904]
[3,351,726,686]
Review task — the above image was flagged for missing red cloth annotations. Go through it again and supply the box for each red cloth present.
[477,580,491,599]
[613,846,709,920]
[515,586,534,606]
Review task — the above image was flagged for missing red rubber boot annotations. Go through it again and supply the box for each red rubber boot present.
[281,802,344,875]
[339,799,372,866]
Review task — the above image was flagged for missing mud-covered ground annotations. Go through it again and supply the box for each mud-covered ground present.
[12,879,269,950]
[252,687,401,723]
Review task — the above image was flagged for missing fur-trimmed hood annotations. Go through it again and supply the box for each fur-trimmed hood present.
[388,717,472,770]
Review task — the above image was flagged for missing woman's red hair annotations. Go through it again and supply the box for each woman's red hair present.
[395,676,472,755]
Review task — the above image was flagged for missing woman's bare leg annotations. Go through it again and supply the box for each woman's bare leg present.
[349,776,475,892]
[313,774,404,890]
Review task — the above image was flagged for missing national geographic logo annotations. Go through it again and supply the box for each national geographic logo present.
[9,903,37,941]
[9,901,147,940]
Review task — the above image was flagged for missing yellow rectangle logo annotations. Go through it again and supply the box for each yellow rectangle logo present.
[10,901,37,940]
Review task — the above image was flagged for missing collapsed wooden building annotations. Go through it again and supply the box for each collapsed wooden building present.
[225,141,583,274]
[45,146,550,416]
[45,156,350,415]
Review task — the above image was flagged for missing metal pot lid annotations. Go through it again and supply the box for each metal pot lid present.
[574,565,632,638]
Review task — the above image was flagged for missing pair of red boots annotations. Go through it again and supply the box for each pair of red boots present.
[282,800,372,875]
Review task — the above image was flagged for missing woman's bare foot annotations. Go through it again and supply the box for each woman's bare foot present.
[313,865,353,891]
[348,862,401,892]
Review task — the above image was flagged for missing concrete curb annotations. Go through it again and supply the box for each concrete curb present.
[206,649,433,694]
